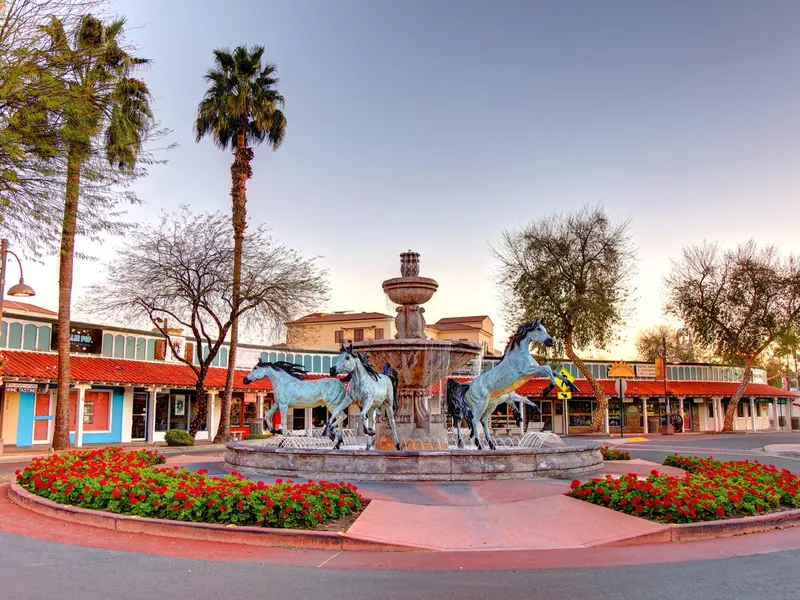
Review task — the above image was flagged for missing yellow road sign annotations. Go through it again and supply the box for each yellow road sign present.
[557,391,571,399]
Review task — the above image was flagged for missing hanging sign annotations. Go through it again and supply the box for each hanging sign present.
[50,326,104,354]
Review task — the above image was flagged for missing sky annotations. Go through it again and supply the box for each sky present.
[13,0,800,357]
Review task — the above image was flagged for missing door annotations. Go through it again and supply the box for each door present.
[131,391,148,440]
[552,400,564,434]
[538,401,553,431]
[33,393,52,443]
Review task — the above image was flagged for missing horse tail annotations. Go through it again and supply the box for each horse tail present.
[383,362,399,413]
[446,379,474,430]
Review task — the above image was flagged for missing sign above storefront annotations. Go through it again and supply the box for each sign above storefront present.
[4,382,39,393]
[50,326,104,354]
[635,363,657,378]
[609,361,635,378]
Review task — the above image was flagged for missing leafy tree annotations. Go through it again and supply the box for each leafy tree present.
[635,325,697,363]
[82,208,328,437]
[38,14,155,450]
[494,204,636,432]
[195,45,286,442]
[665,240,800,431]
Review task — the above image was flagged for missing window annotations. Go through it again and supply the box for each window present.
[374,328,384,340]
[231,398,242,427]
[83,401,94,424]
[737,402,746,418]
[354,328,364,342]
[335,330,344,344]
[708,402,714,418]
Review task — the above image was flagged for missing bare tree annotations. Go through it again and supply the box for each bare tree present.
[665,240,800,431]
[82,208,329,437]
[494,204,636,432]
[635,325,698,363]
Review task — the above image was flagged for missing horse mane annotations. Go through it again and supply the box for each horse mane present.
[499,319,541,363]
[256,360,307,380]
[353,351,380,380]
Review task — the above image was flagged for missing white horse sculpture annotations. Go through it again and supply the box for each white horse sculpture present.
[446,319,578,449]
[324,345,401,451]
[243,360,346,438]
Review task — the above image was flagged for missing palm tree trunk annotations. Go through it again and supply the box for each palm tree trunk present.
[215,130,253,443]
[564,328,608,433]
[52,151,80,450]
[722,355,754,432]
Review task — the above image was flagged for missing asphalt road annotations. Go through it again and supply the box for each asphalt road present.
[1,530,799,600]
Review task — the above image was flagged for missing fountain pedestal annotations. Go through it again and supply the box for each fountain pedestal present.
[354,251,481,447]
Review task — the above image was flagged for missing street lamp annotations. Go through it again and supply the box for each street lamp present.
[0,238,36,305]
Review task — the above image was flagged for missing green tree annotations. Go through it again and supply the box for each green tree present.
[666,240,800,431]
[195,45,286,442]
[40,14,154,449]
[494,204,636,433]
[635,325,697,363]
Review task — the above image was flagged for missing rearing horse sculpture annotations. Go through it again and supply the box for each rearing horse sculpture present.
[446,319,578,449]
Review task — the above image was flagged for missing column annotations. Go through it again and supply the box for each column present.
[74,385,89,448]
[642,398,649,434]
[773,397,779,430]
[749,398,757,432]
[207,391,217,439]
[604,405,610,434]
[147,386,160,443]
[256,394,265,420]
[564,399,570,435]
[121,386,134,443]
[520,403,525,435]
[716,397,724,431]
[305,406,312,435]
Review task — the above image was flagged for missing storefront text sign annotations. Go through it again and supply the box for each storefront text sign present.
[4,382,38,393]
[50,326,103,354]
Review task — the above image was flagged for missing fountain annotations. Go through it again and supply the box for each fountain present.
[224,250,603,481]
[351,250,481,447]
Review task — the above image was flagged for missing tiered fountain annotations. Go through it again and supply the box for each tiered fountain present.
[225,251,603,481]
[352,250,481,447]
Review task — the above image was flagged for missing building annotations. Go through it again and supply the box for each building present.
[2,302,798,449]
[285,311,499,355]
[425,315,496,355]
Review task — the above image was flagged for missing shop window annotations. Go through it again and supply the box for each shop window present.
[231,398,242,428]
[169,393,189,430]
[708,402,714,418]
[260,351,269,363]
[220,347,228,367]
[102,333,113,356]
[304,355,313,371]
[277,353,285,362]
[322,356,331,372]
[374,328,384,340]
[335,330,344,344]
[125,336,136,359]
[269,352,277,362]
[21,323,35,349]
[8,322,22,349]
[136,338,147,360]
[83,401,94,424]
[313,356,322,373]
[36,326,51,351]
[353,328,364,342]
[737,402,746,418]
[292,408,305,431]
[154,392,170,431]
[0,321,6,347]
[758,403,768,417]
[146,338,156,360]
[568,400,593,428]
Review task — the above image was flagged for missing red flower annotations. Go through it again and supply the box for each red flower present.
[570,480,581,490]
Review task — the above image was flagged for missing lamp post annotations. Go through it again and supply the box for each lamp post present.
[0,238,37,305]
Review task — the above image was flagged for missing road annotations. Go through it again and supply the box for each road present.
[0,530,799,600]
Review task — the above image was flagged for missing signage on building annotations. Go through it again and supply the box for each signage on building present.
[609,361,635,378]
[635,363,657,378]
[4,382,38,393]
[50,326,104,354]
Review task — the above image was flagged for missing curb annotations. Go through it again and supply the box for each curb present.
[7,483,424,553]
[599,507,800,546]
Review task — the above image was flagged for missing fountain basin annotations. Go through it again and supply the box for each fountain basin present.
[225,440,604,481]
[353,338,480,387]
[382,276,439,306]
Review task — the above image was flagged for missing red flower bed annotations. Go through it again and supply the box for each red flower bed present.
[568,454,800,523]
[16,447,362,529]
[600,446,631,460]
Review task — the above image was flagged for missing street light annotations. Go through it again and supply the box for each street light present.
[0,238,36,305]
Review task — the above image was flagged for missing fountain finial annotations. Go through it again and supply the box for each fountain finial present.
[400,250,420,278]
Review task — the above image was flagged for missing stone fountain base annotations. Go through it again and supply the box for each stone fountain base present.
[224,440,603,481]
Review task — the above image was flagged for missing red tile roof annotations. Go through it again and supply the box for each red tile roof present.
[427,322,481,332]
[429,377,798,398]
[2,301,57,316]
[287,312,392,324]
[0,351,330,392]
[434,315,491,325]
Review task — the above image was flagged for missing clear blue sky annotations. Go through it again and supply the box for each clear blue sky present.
[21,0,800,356]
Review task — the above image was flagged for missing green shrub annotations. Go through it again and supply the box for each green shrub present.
[244,433,269,440]
[164,429,195,446]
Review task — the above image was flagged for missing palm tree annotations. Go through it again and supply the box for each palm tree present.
[195,46,286,442]
[43,15,153,450]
